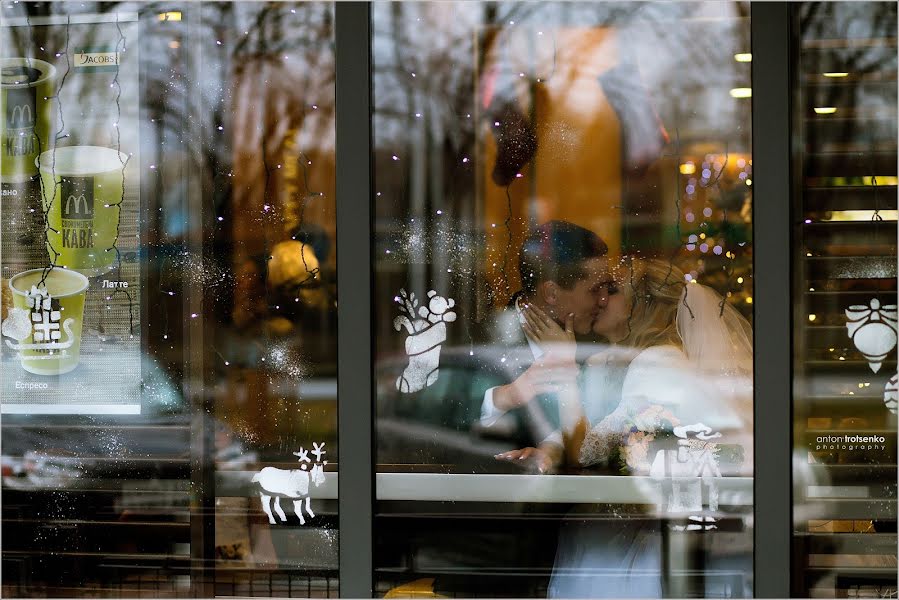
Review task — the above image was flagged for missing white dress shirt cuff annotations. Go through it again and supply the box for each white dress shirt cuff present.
[480,386,506,426]
[540,429,564,448]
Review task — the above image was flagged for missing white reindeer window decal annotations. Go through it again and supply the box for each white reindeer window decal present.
[252,442,327,525]
[393,288,456,393]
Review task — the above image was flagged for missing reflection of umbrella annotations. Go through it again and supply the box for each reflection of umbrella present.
[480,49,538,187]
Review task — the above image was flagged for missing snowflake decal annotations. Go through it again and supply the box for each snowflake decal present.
[26,286,61,343]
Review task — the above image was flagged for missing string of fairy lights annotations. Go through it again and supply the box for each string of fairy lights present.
[25,11,137,338]
[28,13,71,288]
[104,12,136,339]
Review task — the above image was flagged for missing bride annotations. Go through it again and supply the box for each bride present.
[514,257,753,598]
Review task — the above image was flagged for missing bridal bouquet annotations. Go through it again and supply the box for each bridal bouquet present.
[617,404,681,474]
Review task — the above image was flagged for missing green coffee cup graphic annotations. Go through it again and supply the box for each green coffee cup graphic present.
[1,58,56,183]
[5,268,89,376]
[37,146,129,275]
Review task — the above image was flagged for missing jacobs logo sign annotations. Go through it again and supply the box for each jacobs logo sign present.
[74,48,121,72]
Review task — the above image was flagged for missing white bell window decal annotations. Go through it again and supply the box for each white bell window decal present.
[845,298,898,373]
[884,374,897,415]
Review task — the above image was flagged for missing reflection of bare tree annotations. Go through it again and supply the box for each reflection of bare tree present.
[2,1,336,241]
[372,1,751,336]
[800,2,897,155]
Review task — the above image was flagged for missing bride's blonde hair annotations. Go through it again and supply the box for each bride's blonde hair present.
[616,257,687,351]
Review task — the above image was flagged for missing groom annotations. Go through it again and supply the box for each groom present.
[477,220,613,470]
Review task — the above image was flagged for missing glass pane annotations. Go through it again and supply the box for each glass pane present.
[1,2,338,596]
[791,3,898,598]
[373,2,753,597]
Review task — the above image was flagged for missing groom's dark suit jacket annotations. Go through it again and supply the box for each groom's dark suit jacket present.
[471,291,567,448]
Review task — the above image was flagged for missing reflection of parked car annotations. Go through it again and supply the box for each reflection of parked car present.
[377,344,558,472]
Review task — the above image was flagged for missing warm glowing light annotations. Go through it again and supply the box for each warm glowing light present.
[815,176,899,187]
[730,88,752,99]
[734,53,752,63]
[824,210,898,222]
[746,297,753,304]
[737,277,744,284]
[809,314,817,322]
[823,72,849,78]
[814,107,837,114]
[679,162,696,175]
[158,11,182,21]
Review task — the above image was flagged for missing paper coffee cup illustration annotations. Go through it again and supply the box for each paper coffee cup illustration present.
[1,58,56,182]
[38,146,129,275]
[3,268,89,376]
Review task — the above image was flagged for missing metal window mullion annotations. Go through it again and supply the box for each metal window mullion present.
[184,5,215,597]
[335,3,374,598]
[750,3,793,598]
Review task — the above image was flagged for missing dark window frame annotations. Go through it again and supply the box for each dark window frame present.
[334,2,795,597]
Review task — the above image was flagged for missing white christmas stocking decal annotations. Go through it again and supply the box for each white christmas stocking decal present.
[845,299,897,373]
[252,442,327,525]
[393,288,456,393]
[885,374,898,415]
[2,286,76,360]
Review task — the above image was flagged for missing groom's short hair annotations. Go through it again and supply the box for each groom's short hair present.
[519,221,608,294]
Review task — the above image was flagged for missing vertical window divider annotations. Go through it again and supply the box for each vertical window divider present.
[184,6,215,597]
[336,2,374,597]
[751,2,793,597]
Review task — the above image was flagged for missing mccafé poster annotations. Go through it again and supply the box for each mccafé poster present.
[1,13,142,414]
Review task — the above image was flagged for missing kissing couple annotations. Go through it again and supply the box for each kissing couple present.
[479,220,753,597]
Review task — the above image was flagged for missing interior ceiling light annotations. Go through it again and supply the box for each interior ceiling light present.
[734,53,752,62]
[729,88,752,99]
[814,107,837,114]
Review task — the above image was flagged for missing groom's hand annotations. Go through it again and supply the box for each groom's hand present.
[492,361,579,411]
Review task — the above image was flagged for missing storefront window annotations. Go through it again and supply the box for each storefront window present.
[372,2,753,597]
[1,2,337,596]
[3,2,896,597]
[791,3,898,598]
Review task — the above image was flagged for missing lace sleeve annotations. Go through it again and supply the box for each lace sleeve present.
[577,346,690,467]
[578,404,633,467]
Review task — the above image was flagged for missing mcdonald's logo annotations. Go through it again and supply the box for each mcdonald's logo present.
[5,87,36,129]
[9,104,33,128]
[61,176,94,219]
[65,194,91,215]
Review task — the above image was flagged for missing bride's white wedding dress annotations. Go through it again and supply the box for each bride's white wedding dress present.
[548,285,754,598]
